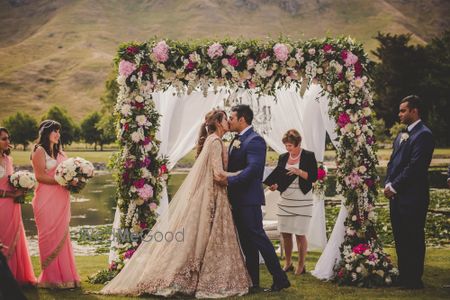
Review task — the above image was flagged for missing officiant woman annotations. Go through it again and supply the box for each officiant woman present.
[269,129,317,276]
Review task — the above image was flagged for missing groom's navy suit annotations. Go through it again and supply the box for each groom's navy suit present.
[228,127,287,287]
[385,121,434,287]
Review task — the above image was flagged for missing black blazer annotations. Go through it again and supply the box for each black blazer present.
[277,149,318,194]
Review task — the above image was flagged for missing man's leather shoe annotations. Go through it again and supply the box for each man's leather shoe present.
[263,280,291,292]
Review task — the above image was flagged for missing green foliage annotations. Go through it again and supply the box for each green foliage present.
[80,111,115,150]
[42,106,79,146]
[388,122,406,140]
[372,31,450,146]
[2,112,38,150]
[371,117,389,144]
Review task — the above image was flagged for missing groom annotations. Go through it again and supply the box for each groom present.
[384,95,434,289]
[219,104,290,292]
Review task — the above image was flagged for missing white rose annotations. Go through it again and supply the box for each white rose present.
[351,215,357,221]
[131,132,141,143]
[308,48,316,55]
[363,107,372,116]
[353,77,364,88]
[136,115,147,126]
[120,104,132,116]
[349,98,356,104]
[359,166,367,174]
[356,267,362,273]
[226,45,236,56]
[135,95,144,103]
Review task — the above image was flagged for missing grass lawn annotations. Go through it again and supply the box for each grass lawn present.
[23,248,450,299]
[11,150,116,166]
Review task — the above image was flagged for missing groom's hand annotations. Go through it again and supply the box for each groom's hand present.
[216,173,228,186]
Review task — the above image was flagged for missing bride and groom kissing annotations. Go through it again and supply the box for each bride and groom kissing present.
[101,105,290,298]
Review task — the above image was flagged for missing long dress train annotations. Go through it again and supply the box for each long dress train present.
[0,155,36,285]
[32,152,80,288]
[101,134,251,298]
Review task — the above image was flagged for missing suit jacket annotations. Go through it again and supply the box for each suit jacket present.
[227,127,266,207]
[277,149,318,194]
[385,121,434,214]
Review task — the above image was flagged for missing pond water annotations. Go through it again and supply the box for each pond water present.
[21,168,448,236]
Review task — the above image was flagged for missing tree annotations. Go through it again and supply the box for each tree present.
[2,112,38,150]
[80,112,102,150]
[42,106,79,146]
[96,113,116,150]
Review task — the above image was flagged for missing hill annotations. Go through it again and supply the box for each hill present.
[0,0,448,121]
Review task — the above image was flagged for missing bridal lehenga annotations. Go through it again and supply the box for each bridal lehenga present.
[101,134,251,298]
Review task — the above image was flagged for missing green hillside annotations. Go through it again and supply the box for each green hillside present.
[0,0,448,121]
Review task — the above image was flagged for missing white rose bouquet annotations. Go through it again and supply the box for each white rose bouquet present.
[9,171,37,203]
[55,157,95,193]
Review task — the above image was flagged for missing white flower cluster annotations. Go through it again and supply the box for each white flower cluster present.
[54,157,94,189]
[9,171,36,190]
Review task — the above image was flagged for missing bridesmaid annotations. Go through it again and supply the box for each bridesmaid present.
[0,127,36,286]
[31,120,80,288]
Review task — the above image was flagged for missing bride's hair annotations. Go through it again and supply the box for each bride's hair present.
[196,109,227,158]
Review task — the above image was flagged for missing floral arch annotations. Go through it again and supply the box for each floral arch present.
[107,37,397,287]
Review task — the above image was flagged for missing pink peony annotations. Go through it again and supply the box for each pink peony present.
[138,184,154,200]
[228,55,239,67]
[118,60,137,77]
[160,164,168,174]
[323,44,333,53]
[345,172,361,188]
[248,80,257,89]
[341,50,358,66]
[337,112,351,128]
[273,43,289,62]
[152,41,170,62]
[207,42,224,59]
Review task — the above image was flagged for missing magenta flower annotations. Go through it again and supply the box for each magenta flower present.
[228,55,239,67]
[141,156,151,168]
[133,178,145,189]
[124,159,134,169]
[364,178,374,187]
[354,61,363,77]
[352,243,369,254]
[186,60,197,71]
[142,136,152,145]
[126,46,140,55]
[317,168,327,181]
[152,41,170,63]
[124,249,136,259]
[337,112,351,128]
[118,60,136,78]
[323,44,333,53]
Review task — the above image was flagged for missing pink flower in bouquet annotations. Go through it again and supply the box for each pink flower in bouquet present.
[317,167,327,181]
[118,60,136,77]
[323,44,333,53]
[142,136,152,145]
[207,42,224,59]
[133,178,145,189]
[364,178,374,187]
[352,243,369,254]
[341,50,358,66]
[140,222,148,229]
[338,268,345,278]
[124,159,134,169]
[152,41,169,62]
[345,172,361,188]
[124,249,136,259]
[109,262,117,271]
[337,112,351,128]
[246,59,256,69]
[338,72,344,81]
[126,46,140,55]
[149,202,158,211]
[138,184,154,200]
[273,43,289,62]
[366,136,375,145]
[140,64,150,74]
[228,56,239,67]
[259,52,269,60]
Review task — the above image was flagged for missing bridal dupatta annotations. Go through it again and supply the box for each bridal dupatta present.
[32,153,80,288]
[101,134,251,298]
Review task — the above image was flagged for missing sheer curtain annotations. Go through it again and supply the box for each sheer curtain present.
[109,87,226,263]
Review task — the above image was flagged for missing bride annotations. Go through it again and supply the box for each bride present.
[101,109,251,298]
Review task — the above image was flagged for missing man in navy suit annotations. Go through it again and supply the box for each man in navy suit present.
[217,105,289,293]
[384,95,435,289]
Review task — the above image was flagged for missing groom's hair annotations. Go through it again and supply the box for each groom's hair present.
[231,105,253,125]
[401,95,423,116]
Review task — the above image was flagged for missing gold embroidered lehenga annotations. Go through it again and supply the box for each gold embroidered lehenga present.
[101,134,251,298]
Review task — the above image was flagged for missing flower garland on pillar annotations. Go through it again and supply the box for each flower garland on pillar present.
[93,37,397,287]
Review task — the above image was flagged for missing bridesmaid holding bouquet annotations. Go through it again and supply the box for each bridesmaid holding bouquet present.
[0,127,36,286]
[31,120,80,288]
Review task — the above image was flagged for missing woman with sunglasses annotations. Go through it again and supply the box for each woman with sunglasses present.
[31,120,80,289]
[0,127,37,286]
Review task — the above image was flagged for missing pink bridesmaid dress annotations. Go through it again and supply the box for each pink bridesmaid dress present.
[32,152,80,288]
[0,155,36,285]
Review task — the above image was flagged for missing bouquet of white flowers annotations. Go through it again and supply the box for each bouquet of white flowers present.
[9,171,37,203]
[54,157,95,193]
